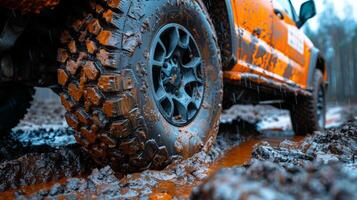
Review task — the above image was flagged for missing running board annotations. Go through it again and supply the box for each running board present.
[224,72,312,97]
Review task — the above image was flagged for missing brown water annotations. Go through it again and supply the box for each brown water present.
[0,136,304,200]
[150,136,304,200]
[0,178,68,200]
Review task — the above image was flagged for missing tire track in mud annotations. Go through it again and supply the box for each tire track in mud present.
[0,99,356,199]
[0,140,95,193]
[149,136,304,199]
[193,121,357,200]
[0,119,253,199]
[0,100,264,198]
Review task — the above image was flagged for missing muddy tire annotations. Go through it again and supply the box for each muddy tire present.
[57,0,222,172]
[0,86,33,135]
[290,70,326,135]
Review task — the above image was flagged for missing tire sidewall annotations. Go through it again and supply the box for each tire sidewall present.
[313,70,326,130]
[125,0,222,158]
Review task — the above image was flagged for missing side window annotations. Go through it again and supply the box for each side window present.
[274,0,295,19]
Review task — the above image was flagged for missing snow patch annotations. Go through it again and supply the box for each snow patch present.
[11,120,76,147]
[325,107,345,129]
[257,114,292,132]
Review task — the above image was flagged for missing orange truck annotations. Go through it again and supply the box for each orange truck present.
[0,0,326,171]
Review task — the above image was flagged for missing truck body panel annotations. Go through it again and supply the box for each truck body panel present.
[225,0,327,91]
[0,0,327,93]
[0,0,59,13]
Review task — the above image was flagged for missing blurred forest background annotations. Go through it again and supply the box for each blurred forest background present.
[305,1,357,103]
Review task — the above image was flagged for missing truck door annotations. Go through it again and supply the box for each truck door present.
[235,0,274,73]
[271,0,305,86]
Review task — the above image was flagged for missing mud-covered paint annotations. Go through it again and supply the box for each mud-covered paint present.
[0,0,59,13]
[224,72,311,97]
[226,0,326,92]
[283,62,293,79]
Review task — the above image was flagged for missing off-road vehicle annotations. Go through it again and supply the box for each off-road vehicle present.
[0,0,327,171]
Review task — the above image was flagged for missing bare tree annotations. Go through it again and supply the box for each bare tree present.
[306,2,357,103]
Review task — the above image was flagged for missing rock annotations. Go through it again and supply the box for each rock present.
[191,161,357,200]
[0,145,94,192]
[192,121,357,200]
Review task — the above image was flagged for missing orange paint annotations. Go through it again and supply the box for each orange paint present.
[226,0,325,90]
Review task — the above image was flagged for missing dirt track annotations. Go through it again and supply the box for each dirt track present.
[193,122,357,199]
[0,94,356,199]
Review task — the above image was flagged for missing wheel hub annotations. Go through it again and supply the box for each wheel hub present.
[150,23,204,126]
[163,59,182,90]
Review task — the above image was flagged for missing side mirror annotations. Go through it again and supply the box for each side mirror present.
[297,0,316,28]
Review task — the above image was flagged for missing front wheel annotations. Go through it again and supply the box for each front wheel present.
[289,69,326,135]
[57,0,223,172]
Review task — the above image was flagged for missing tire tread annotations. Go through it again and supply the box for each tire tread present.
[58,0,170,172]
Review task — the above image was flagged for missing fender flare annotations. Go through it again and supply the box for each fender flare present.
[224,0,238,69]
[307,47,327,89]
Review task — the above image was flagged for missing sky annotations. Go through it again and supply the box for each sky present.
[291,0,357,30]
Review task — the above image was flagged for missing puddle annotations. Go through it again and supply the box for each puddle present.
[0,178,68,199]
[150,135,304,199]
[0,98,354,199]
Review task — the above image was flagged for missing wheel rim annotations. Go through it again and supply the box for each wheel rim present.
[149,23,205,126]
[317,86,325,128]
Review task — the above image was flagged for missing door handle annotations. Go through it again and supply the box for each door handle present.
[274,8,285,20]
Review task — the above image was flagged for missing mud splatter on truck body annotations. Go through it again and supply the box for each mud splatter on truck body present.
[0,0,59,13]
[226,0,327,91]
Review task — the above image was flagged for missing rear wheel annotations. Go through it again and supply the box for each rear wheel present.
[0,86,33,136]
[57,0,222,172]
[289,69,326,135]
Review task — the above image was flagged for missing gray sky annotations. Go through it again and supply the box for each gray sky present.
[291,0,357,30]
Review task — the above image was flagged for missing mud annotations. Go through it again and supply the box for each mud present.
[191,161,357,200]
[0,94,356,199]
[192,121,357,200]
[0,98,94,193]
[0,97,262,199]
[3,119,249,199]
[11,100,76,147]
[0,144,94,192]
[254,121,357,165]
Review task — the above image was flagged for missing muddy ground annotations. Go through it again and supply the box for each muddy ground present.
[193,122,357,200]
[0,91,356,199]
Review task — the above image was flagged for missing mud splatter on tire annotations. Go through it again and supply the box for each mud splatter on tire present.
[57,0,223,172]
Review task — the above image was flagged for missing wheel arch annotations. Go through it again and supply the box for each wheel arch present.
[307,47,328,89]
[202,0,238,70]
